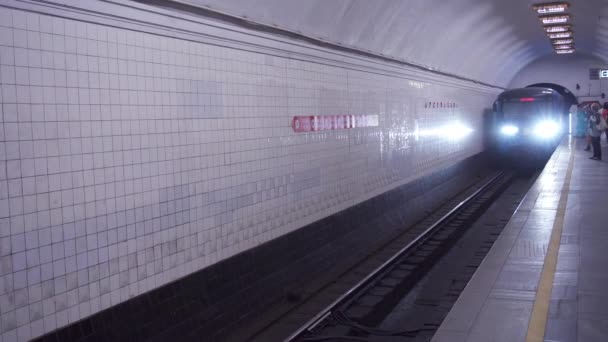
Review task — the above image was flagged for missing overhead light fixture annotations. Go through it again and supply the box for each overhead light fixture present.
[533,2,570,14]
[552,38,573,45]
[554,44,574,49]
[548,31,573,39]
[556,49,575,54]
[533,3,574,56]
[539,14,570,25]
[544,25,571,33]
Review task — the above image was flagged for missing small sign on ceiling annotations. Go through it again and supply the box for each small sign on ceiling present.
[600,70,608,79]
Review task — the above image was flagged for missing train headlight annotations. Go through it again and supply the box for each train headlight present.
[500,125,519,136]
[534,120,560,139]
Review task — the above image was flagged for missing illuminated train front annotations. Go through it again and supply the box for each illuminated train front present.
[491,87,566,156]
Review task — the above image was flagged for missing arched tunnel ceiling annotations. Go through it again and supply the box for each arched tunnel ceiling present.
[166,0,608,87]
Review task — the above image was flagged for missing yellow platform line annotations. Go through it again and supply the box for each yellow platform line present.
[525,141,576,342]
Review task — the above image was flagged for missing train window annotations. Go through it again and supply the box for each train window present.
[501,101,550,120]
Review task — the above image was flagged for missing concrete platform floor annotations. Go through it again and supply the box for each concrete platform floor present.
[433,136,608,342]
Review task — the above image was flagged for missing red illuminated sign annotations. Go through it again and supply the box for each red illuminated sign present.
[292,115,379,132]
[520,98,535,102]
[424,102,457,109]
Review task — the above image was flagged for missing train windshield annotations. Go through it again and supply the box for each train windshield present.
[501,100,552,121]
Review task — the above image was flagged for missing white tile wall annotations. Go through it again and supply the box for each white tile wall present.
[0,3,497,341]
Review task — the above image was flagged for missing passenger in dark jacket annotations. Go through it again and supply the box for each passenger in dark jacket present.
[589,103,602,160]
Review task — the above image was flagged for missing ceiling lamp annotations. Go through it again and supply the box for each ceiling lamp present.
[548,31,573,39]
[539,14,570,25]
[552,38,573,45]
[533,2,570,14]
[554,44,574,50]
[544,25,571,33]
[556,49,575,54]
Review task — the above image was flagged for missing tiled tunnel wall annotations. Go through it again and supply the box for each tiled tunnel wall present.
[0,1,500,340]
[32,152,489,342]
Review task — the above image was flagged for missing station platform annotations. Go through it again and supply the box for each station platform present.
[433,136,608,342]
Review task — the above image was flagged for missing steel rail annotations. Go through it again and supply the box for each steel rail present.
[284,171,506,342]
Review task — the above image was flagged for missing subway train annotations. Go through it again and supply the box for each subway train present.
[490,87,566,155]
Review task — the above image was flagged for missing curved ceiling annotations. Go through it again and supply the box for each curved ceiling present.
[165,0,608,87]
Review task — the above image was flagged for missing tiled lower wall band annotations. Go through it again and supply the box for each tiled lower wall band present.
[31,153,488,342]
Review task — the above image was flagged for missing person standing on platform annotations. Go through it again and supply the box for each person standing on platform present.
[576,106,587,138]
[589,103,603,160]
[584,105,592,151]
[602,102,608,143]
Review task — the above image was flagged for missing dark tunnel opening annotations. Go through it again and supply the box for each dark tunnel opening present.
[526,83,578,108]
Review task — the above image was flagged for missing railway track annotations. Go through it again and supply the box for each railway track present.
[284,171,516,342]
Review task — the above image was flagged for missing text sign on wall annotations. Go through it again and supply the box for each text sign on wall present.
[292,115,379,132]
[600,70,608,78]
